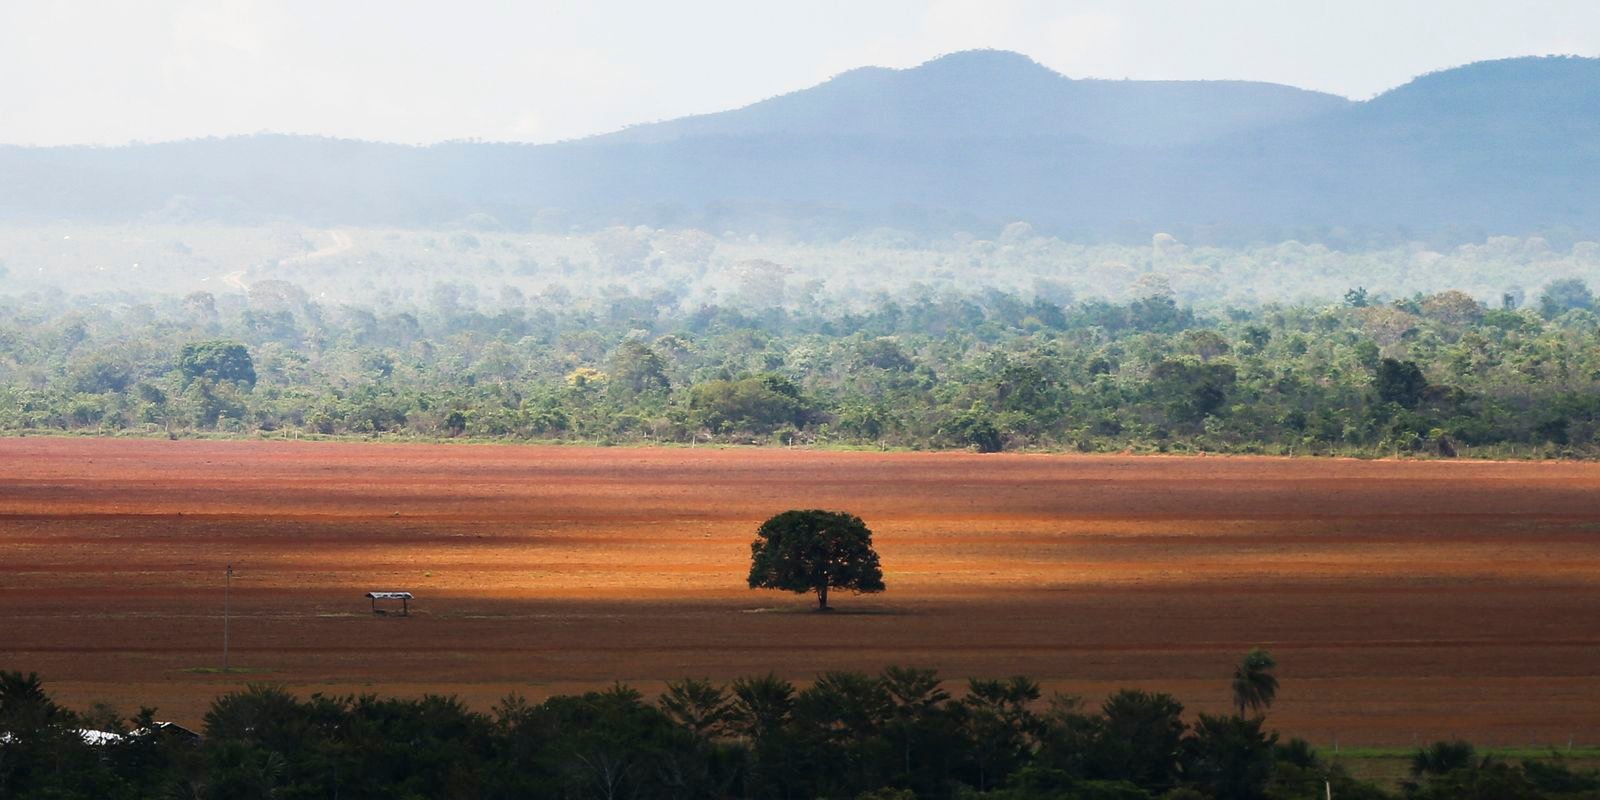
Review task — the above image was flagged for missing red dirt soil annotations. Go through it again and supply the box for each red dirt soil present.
[2,437,1599,746]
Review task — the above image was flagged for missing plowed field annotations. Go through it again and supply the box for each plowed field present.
[3,437,1599,747]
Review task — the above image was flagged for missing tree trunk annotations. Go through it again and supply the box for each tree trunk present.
[817,583,829,611]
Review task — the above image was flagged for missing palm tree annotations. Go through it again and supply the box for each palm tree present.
[1410,740,1477,777]
[728,673,796,741]
[881,667,951,782]
[1231,648,1279,717]
[658,677,732,740]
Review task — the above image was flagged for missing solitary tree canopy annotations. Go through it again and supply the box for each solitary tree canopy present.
[178,340,256,386]
[747,510,885,610]
[1375,358,1427,409]
[1231,648,1279,718]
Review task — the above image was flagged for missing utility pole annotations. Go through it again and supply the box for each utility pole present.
[223,564,233,673]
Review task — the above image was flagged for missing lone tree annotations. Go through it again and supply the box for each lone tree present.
[1231,648,1279,717]
[747,510,884,611]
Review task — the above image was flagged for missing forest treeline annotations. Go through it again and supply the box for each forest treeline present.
[4,667,1595,799]
[3,278,1600,457]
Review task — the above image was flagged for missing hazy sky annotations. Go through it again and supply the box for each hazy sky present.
[3,0,1596,146]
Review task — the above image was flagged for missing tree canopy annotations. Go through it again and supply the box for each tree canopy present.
[748,509,885,610]
[13,666,1545,800]
[177,340,256,386]
[1232,648,1280,718]
[7,267,1600,460]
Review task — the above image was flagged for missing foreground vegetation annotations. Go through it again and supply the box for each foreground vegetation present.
[6,666,1598,799]
[5,271,1600,458]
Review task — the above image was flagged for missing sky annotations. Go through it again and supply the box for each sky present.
[2,0,1597,146]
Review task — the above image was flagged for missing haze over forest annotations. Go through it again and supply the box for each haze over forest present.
[6,47,1600,456]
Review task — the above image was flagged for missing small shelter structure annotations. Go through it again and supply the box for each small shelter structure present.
[366,591,413,616]
[134,722,202,743]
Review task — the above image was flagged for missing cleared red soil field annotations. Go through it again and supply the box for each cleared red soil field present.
[3,437,1600,747]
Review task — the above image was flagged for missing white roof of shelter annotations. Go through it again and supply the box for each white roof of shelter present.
[132,721,200,739]
[79,729,124,745]
[366,592,413,600]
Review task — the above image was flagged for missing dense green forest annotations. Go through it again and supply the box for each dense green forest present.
[5,665,1596,799]
[4,270,1600,458]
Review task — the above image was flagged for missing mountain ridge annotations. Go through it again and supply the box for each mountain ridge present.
[593,49,1355,148]
[1,51,1597,244]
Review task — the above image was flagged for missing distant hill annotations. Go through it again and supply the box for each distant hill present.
[1,52,1596,244]
[596,50,1352,148]
[1183,55,1600,235]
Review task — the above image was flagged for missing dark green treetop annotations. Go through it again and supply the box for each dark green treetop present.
[748,509,885,610]
[1231,648,1279,718]
[177,340,256,386]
